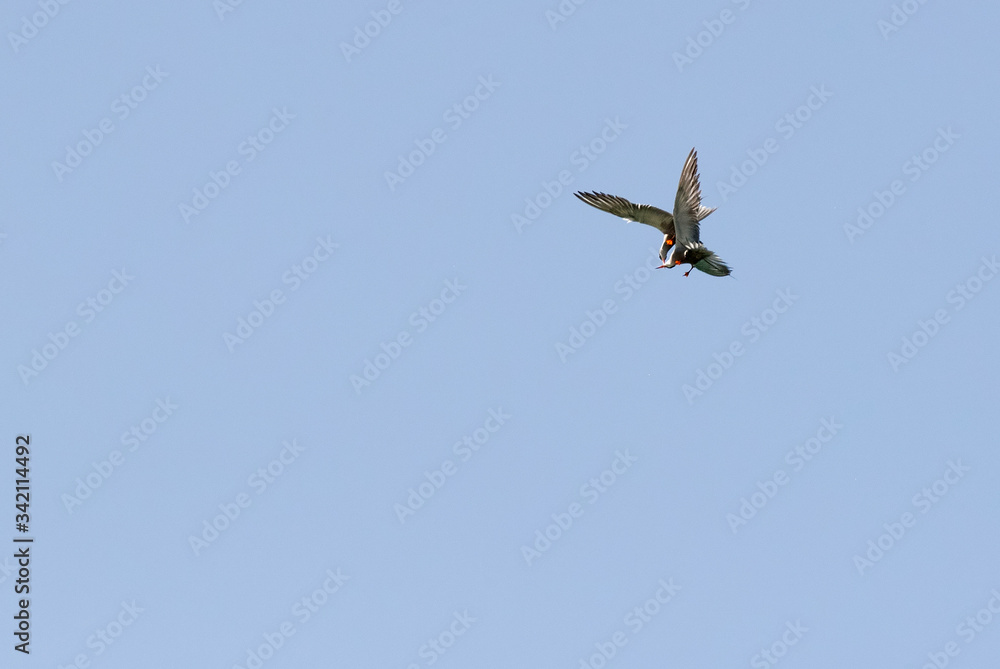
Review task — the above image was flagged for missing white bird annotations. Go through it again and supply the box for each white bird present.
[574,148,731,277]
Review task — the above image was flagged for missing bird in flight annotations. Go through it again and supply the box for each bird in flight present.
[574,148,731,277]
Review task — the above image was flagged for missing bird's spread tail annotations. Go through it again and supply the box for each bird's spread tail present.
[695,251,731,277]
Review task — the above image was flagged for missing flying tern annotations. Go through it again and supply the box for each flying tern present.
[574,148,731,277]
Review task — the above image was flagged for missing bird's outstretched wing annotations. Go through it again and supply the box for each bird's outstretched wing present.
[574,191,675,237]
[673,148,714,246]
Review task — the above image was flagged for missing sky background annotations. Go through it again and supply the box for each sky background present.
[2,1,1000,667]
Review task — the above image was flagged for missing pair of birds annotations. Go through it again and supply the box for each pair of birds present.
[575,148,731,277]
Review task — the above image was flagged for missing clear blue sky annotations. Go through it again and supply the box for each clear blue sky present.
[3,1,999,667]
